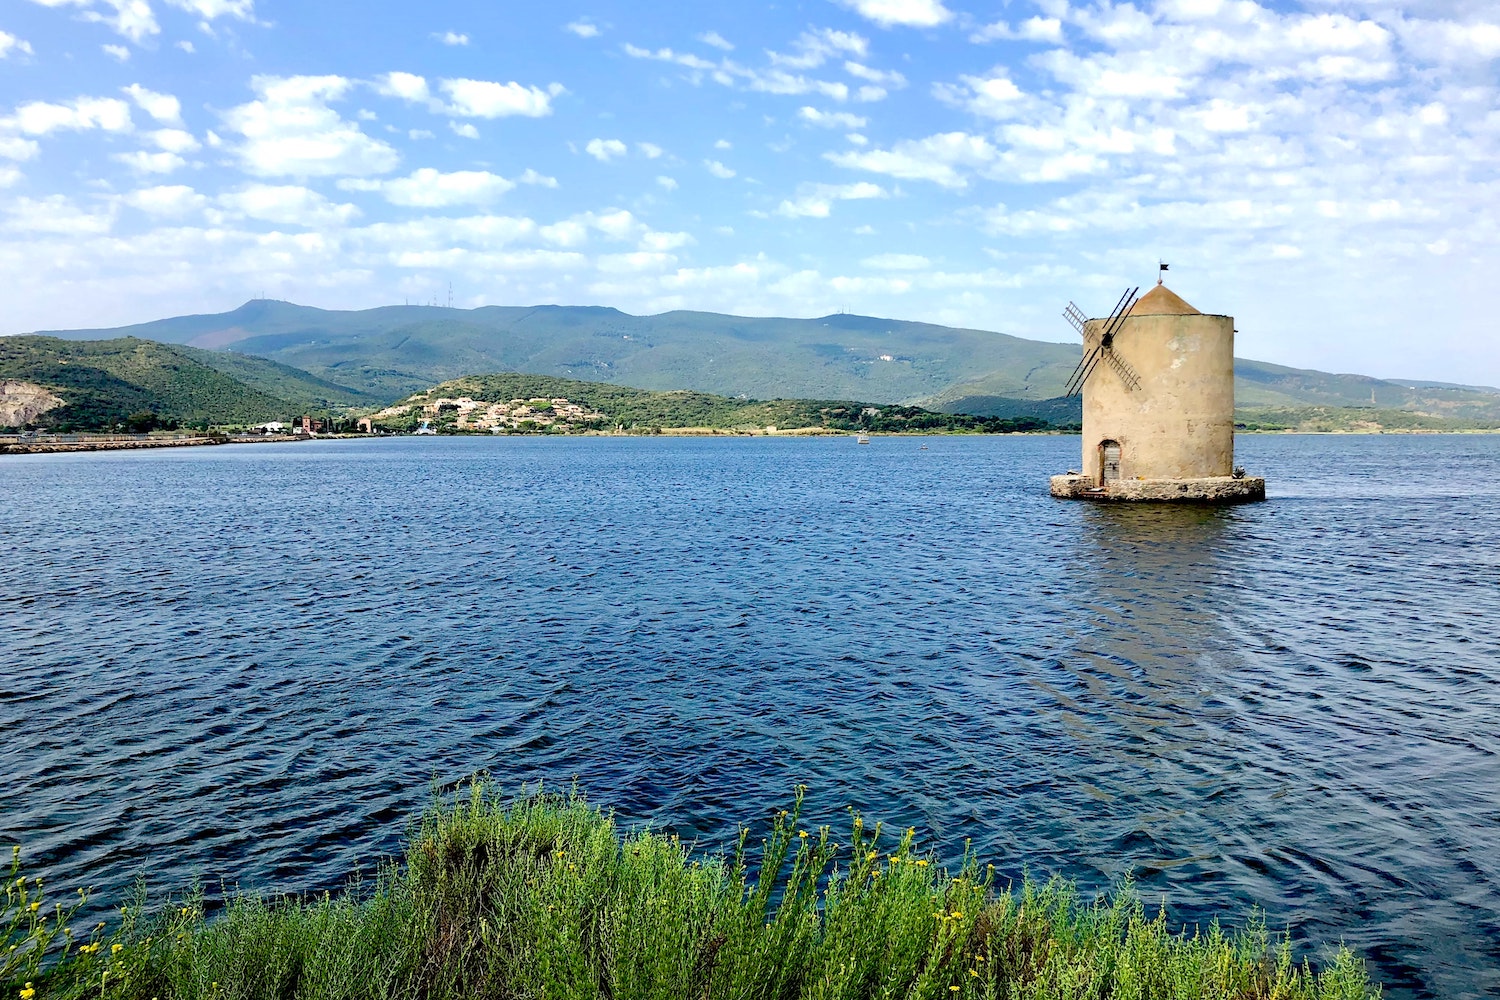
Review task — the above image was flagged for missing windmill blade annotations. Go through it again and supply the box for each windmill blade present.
[1100,346,1142,391]
[1062,301,1088,335]
[1099,286,1139,347]
[1074,347,1109,394]
[1065,345,1103,396]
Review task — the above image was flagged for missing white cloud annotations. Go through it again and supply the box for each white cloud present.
[148,127,199,152]
[798,106,867,129]
[844,62,905,87]
[637,141,663,158]
[123,84,183,124]
[0,31,34,58]
[221,75,399,177]
[933,71,1026,119]
[827,132,995,188]
[2,96,133,135]
[121,184,206,216]
[704,159,736,178]
[834,0,952,29]
[0,166,21,187]
[28,0,159,42]
[340,168,515,207]
[657,175,678,190]
[376,71,430,103]
[586,138,627,162]
[0,137,40,160]
[449,122,479,139]
[439,78,561,118]
[1397,18,1500,62]
[113,150,186,173]
[776,181,887,217]
[3,194,115,234]
[434,31,469,46]
[640,230,694,251]
[770,28,867,69]
[518,168,557,187]
[408,128,433,140]
[538,208,641,247]
[103,43,130,61]
[163,0,256,21]
[969,16,1062,43]
[175,39,194,52]
[565,20,599,38]
[697,30,733,51]
[219,184,361,227]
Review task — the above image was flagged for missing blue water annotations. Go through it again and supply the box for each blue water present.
[2,434,1498,998]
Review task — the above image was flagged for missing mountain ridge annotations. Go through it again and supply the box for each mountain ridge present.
[24,299,1500,425]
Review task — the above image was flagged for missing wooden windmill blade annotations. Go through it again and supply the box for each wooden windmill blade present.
[1063,287,1136,396]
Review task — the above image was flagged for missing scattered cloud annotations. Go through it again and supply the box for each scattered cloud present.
[834,0,952,29]
[27,0,160,43]
[969,16,1062,44]
[827,132,994,188]
[221,75,399,177]
[124,84,183,125]
[449,121,479,139]
[697,30,732,51]
[218,183,360,227]
[441,78,562,118]
[434,31,468,46]
[103,42,130,60]
[798,106,867,129]
[2,95,133,135]
[564,20,599,38]
[112,150,185,173]
[340,168,515,207]
[586,138,627,162]
[120,183,207,216]
[0,31,34,58]
[776,181,887,217]
[704,159,735,178]
[656,175,678,190]
[637,141,663,158]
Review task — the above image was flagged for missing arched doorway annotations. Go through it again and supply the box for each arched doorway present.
[1098,440,1121,484]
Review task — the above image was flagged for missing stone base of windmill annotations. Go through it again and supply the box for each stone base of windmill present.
[1049,474,1266,504]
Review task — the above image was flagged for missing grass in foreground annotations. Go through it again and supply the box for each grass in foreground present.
[6,782,1377,999]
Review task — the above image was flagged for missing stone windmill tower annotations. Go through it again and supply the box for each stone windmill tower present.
[1050,272,1265,503]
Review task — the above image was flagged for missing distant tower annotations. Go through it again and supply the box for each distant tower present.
[1050,278,1265,503]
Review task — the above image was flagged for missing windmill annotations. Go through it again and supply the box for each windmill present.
[1062,287,1142,396]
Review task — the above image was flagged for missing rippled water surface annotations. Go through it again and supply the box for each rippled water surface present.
[3,434,1498,998]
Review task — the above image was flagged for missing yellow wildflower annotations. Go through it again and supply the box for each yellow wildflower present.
[798,830,809,838]
[112,943,123,954]
[21,983,36,1000]
[949,987,960,993]
[970,969,980,978]
[951,911,963,919]
[28,902,40,912]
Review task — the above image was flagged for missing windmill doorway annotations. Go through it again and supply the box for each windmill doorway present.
[1099,440,1121,484]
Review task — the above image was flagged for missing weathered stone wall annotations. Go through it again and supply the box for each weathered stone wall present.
[1079,311,1235,481]
[1050,474,1265,503]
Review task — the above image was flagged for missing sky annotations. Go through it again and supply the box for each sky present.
[1,0,1497,386]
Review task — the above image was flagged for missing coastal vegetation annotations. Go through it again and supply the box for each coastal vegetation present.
[0,337,370,432]
[370,373,1063,435]
[5,781,1376,1000]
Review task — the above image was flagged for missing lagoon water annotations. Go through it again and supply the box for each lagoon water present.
[2,434,1498,998]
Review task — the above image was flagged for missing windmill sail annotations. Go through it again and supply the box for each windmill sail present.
[1064,287,1138,396]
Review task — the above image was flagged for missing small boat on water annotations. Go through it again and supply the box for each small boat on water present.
[414,420,437,435]
[856,434,871,445]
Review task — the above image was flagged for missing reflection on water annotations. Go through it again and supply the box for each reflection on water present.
[1,433,1497,999]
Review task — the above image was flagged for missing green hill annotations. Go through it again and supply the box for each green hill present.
[28,300,1500,429]
[0,336,362,430]
[373,372,1060,434]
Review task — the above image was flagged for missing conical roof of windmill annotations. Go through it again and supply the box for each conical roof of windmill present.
[1128,284,1200,316]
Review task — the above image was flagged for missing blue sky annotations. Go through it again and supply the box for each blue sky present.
[2,0,1497,385]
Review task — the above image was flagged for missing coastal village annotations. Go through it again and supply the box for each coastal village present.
[371,389,607,432]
